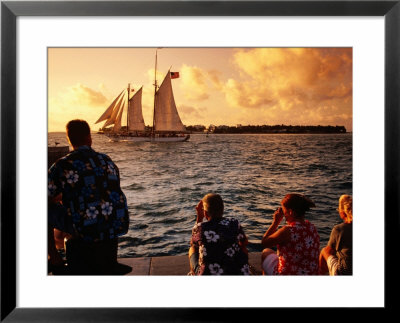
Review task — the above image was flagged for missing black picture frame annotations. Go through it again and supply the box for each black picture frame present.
[1,0,398,321]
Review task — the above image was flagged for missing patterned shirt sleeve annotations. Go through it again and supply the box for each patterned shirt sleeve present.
[48,162,63,198]
[237,220,248,253]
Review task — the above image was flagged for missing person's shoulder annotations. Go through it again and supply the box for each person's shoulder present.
[92,150,113,162]
[222,216,237,223]
[304,219,318,229]
[96,151,108,158]
[331,222,348,234]
[339,222,352,232]
[51,152,73,168]
[66,149,86,160]
[334,222,347,229]
[192,222,205,233]
[220,217,241,228]
[278,225,292,236]
[96,151,114,162]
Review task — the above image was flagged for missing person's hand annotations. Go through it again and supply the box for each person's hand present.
[195,200,204,223]
[272,207,284,225]
[48,250,65,267]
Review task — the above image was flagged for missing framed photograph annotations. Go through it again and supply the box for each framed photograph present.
[2,0,399,321]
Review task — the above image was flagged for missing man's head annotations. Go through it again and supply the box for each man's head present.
[66,119,92,148]
[202,193,224,220]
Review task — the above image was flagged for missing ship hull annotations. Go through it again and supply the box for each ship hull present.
[106,134,190,142]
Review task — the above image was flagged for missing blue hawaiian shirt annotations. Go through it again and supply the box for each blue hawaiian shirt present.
[191,217,249,275]
[48,146,129,242]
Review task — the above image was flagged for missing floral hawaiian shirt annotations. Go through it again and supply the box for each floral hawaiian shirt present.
[276,220,320,275]
[190,217,249,275]
[48,146,129,242]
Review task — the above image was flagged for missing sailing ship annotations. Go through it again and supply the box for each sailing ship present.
[95,52,190,142]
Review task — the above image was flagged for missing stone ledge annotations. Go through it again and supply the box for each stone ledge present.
[118,252,262,275]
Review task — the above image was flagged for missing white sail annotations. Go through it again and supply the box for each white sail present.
[95,89,125,124]
[128,87,145,132]
[112,101,125,132]
[154,72,186,132]
[103,91,127,128]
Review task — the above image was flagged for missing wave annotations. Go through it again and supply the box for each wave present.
[124,182,146,191]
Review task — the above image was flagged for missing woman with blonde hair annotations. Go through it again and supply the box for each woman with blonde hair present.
[261,193,320,275]
[319,194,353,275]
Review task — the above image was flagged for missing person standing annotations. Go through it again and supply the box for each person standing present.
[48,119,130,275]
[188,193,250,275]
[319,195,353,275]
[261,193,320,275]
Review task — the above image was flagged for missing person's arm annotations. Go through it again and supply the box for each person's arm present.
[48,164,63,205]
[262,226,291,248]
[48,193,62,205]
[189,206,202,272]
[47,167,65,266]
[319,245,335,274]
[195,200,205,224]
[261,207,290,248]
[190,200,204,249]
[48,226,64,266]
[237,222,249,254]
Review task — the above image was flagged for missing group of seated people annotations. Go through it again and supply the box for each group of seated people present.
[188,192,352,276]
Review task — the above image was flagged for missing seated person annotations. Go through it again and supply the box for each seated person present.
[261,193,320,275]
[48,119,130,275]
[188,193,250,275]
[319,194,353,275]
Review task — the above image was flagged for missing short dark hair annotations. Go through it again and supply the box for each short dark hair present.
[202,193,224,218]
[281,193,315,218]
[66,119,91,146]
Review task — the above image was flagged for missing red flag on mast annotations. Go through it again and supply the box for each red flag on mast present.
[170,72,180,79]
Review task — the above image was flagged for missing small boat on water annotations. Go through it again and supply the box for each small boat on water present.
[95,50,190,142]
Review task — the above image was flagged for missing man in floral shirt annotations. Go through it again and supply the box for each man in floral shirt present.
[189,193,250,275]
[48,119,129,274]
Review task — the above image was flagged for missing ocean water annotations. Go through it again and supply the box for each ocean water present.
[48,132,352,258]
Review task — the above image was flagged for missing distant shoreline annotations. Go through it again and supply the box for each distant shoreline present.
[48,131,351,135]
[186,124,347,134]
[49,125,349,135]
[188,131,350,135]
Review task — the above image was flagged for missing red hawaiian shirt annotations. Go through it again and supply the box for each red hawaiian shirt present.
[276,220,320,275]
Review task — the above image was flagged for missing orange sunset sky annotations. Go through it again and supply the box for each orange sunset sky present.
[48,47,352,132]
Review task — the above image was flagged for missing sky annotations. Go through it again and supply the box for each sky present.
[48,47,353,132]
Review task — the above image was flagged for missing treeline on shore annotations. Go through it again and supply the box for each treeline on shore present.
[185,124,347,134]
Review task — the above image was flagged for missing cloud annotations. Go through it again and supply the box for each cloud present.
[178,105,207,120]
[49,84,113,131]
[224,78,276,108]
[180,64,209,101]
[207,69,224,90]
[222,48,352,127]
[67,83,108,106]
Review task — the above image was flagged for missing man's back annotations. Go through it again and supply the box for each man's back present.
[48,145,129,242]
